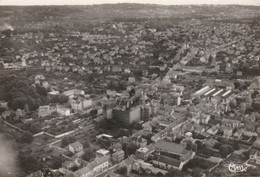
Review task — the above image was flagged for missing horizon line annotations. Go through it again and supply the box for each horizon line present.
[0,2,260,6]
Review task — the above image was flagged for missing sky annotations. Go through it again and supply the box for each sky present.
[0,0,260,6]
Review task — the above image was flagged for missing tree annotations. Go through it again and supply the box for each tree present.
[51,156,63,169]
[49,95,68,104]
[229,100,236,109]
[208,55,213,64]
[11,97,26,110]
[36,84,47,97]
[257,127,260,135]
[192,143,198,152]
[82,148,95,161]
[0,107,6,114]
[28,122,41,134]
[234,82,240,90]
[20,131,33,144]
[71,166,79,171]
[219,144,233,158]
[61,137,75,148]
[83,141,90,148]
[90,109,98,117]
[59,94,69,104]
[18,151,42,174]
[186,140,193,150]
[201,71,207,76]
[117,166,127,175]
[251,91,259,99]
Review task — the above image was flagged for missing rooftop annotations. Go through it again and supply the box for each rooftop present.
[153,154,181,167]
[96,149,110,155]
[69,141,83,149]
[154,140,186,155]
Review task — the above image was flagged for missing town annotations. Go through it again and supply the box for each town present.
[0,4,260,177]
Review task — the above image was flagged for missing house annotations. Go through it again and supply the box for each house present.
[95,149,110,158]
[69,156,110,177]
[142,121,153,132]
[42,81,50,89]
[132,160,168,176]
[38,105,55,117]
[111,142,123,152]
[69,142,83,154]
[213,79,234,90]
[15,109,24,117]
[128,77,136,83]
[233,129,243,140]
[0,101,8,109]
[221,118,241,137]
[48,90,60,96]
[249,139,260,165]
[63,160,77,170]
[191,112,210,125]
[130,135,147,148]
[151,140,195,171]
[245,113,260,132]
[70,99,93,111]
[63,89,85,99]
[171,84,185,95]
[192,124,205,134]
[26,169,65,177]
[111,65,122,72]
[135,144,155,161]
[207,125,220,135]
[249,150,260,165]
[35,74,45,81]
[204,138,219,148]
[111,149,125,163]
[119,155,136,174]
[222,127,233,137]
[57,106,71,116]
[96,134,113,141]
[1,110,13,119]
[124,68,131,73]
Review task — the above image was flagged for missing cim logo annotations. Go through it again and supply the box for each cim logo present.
[225,162,256,173]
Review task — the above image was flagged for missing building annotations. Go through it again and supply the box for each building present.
[191,112,211,125]
[112,149,125,163]
[245,113,260,132]
[213,79,234,90]
[221,118,241,137]
[111,65,122,72]
[171,84,185,95]
[118,155,136,175]
[63,89,85,99]
[68,156,110,177]
[38,105,55,117]
[27,169,65,177]
[70,99,93,111]
[112,106,141,125]
[69,142,83,154]
[249,139,260,165]
[207,125,220,135]
[57,106,71,116]
[141,105,151,121]
[130,135,147,148]
[151,141,195,171]
[96,134,113,142]
[135,145,155,161]
[96,149,110,158]
[192,86,211,98]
